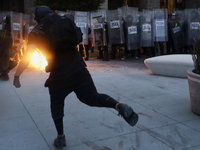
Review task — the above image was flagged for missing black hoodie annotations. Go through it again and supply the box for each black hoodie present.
[28,6,86,86]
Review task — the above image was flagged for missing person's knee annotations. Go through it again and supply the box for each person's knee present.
[78,93,100,107]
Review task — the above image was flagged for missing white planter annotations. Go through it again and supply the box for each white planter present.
[187,69,200,116]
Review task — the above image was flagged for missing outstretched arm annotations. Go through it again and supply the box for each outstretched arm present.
[13,44,37,88]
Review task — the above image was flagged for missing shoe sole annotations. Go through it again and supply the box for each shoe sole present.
[124,107,139,126]
[54,138,66,148]
[54,142,66,148]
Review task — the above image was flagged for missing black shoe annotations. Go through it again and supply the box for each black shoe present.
[118,103,138,126]
[54,135,66,148]
[0,73,9,81]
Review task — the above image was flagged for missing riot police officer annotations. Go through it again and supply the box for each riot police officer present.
[153,9,168,55]
[140,9,155,57]
[92,15,109,61]
[167,12,185,54]
[107,9,126,60]
[184,9,200,54]
[123,7,141,60]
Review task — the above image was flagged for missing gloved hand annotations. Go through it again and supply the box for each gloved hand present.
[13,75,21,88]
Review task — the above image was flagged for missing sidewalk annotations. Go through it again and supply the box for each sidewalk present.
[0,54,200,150]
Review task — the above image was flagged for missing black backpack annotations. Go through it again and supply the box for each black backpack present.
[41,13,83,50]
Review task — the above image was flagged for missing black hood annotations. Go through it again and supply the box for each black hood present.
[64,14,74,22]
[34,5,52,23]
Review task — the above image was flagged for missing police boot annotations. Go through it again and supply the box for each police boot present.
[134,50,139,60]
[119,46,125,61]
[97,49,103,59]
[151,47,156,57]
[102,46,109,61]
[97,50,103,59]
[110,46,116,59]
[97,47,103,59]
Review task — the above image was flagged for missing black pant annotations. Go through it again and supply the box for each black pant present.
[48,68,117,120]
[155,42,166,55]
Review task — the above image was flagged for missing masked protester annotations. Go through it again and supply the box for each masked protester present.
[13,6,139,148]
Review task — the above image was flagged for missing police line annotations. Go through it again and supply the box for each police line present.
[1,7,200,56]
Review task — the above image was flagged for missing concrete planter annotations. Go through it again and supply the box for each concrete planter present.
[187,69,200,116]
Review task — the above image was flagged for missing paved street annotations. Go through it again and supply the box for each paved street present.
[0,53,200,150]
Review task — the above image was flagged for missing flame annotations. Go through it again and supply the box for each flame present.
[30,50,47,70]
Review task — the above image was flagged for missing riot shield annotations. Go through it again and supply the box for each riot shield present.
[122,6,140,50]
[23,14,37,50]
[74,11,89,45]
[184,9,200,46]
[90,10,107,47]
[0,12,3,31]
[22,14,30,52]
[0,12,12,38]
[0,11,11,32]
[0,12,4,31]
[107,9,125,45]
[153,9,168,42]
[10,12,24,60]
[168,12,185,51]
[140,10,154,47]
[10,12,23,47]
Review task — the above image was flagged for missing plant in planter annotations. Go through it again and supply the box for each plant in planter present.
[187,38,200,116]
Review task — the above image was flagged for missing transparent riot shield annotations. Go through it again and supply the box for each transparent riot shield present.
[91,10,107,47]
[23,14,37,50]
[184,9,200,46]
[10,12,24,60]
[0,12,3,31]
[168,12,185,51]
[140,10,154,47]
[107,9,125,45]
[11,12,23,46]
[74,11,89,45]
[122,6,140,50]
[153,9,168,42]
[0,12,4,31]
[0,11,11,31]
[118,6,127,20]
[22,14,30,53]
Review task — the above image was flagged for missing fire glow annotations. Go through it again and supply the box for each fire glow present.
[30,50,47,70]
